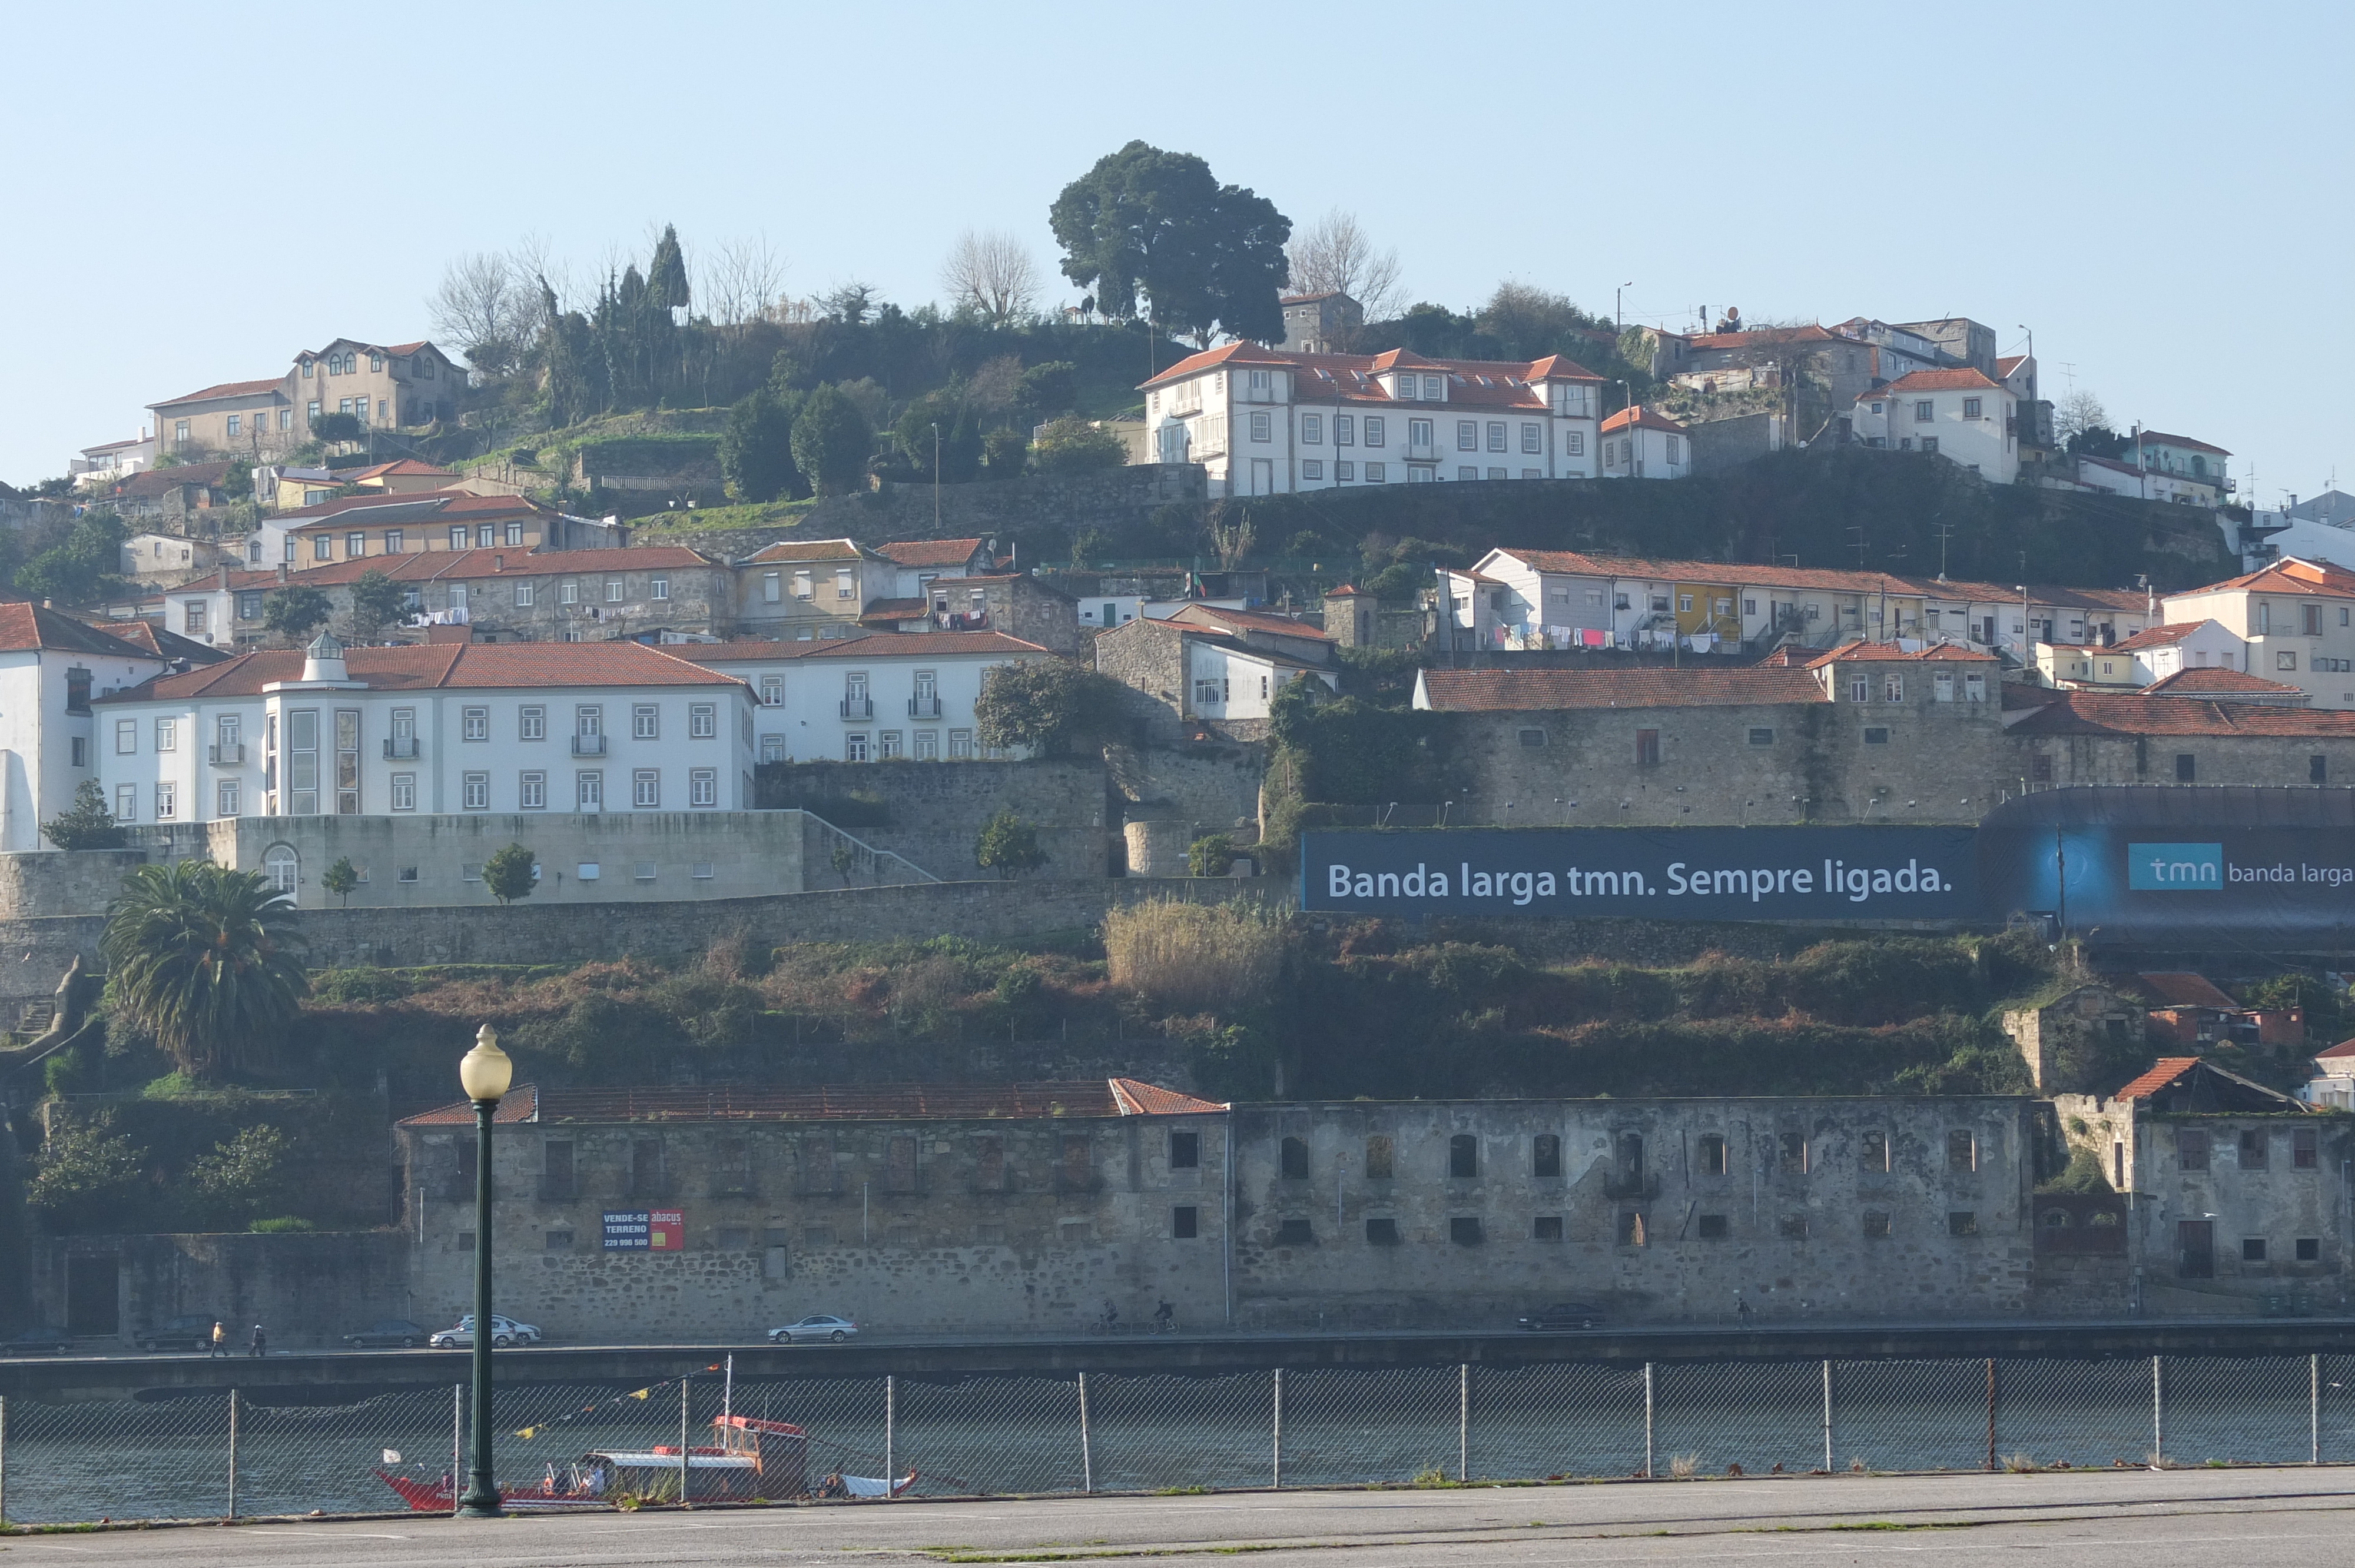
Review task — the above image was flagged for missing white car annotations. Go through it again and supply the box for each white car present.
[768,1314,858,1344]
[430,1314,542,1349]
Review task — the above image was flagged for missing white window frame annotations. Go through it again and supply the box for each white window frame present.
[632,769,660,808]
[462,772,489,811]
[519,770,546,809]
[689,703,717,738]
[391,773,417,811]
[689,768,718,807]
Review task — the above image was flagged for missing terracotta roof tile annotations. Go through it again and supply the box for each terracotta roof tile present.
[396,1085,540,1125]
[2132,972,2240,1010]
[2113,1057,2204,1101]
[2109,622,2210,650]
[1601,405,1690,436]
[178,544,716,594]
[1804,640,1998,666]
[2138,430,2231,456]
[873,538,989,567]
[1143,345,1598,407]
[279,491,543,524]
[1109,1077,1229,1115]
[152,377,284,407]
[2182,558,2355,600]
[677,631,1047,663]
[2141,667,2305,697]
[1419,666,1827,712]
[0,603,167,659]
[1168,604,1334,641]
[2314,1038,2355,1062]
[744,538,870,564]
[1858,368,2004,399]
[2006,692,2355,737]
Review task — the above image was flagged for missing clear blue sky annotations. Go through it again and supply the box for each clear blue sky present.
[5,1,2348,510]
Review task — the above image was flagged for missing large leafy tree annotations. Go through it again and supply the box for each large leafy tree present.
[101,861,309,1080]
[15,508,127,604]
[1049,141,1291,346]
[263,584,332,642]
[345,570,406,642]
[974,659,1129,757]
[720,387,804,502]
[790,383,874,496]
[43,779,125,850]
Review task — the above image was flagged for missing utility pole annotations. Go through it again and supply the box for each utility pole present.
[1933,519,1954,580]
[931,422,942,533]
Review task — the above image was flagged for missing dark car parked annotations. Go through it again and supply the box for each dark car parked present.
[341,1318,430,1348]
[137,1314,221,1351]
[2,1324,75,1355]
[1517,1301,1606,1331]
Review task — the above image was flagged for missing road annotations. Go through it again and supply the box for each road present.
[6,1467,2355,1567]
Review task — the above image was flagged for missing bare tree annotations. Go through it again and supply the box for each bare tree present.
[427,252,530,376]
[2055,388,2108,443]
[701,235,790,329]
[940,230,1041,327]
[1286,209,1405,330]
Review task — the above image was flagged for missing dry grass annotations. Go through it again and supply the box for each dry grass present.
[1103,898,1286,1016]
[1667,1452,1699,1479]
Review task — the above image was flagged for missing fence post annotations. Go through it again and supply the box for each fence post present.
[1642,1362,1655,1479]
[1078,1373,1093,1495]
[1271,1368,1283,1489]
[2314,1354,2323,1466]
[1983,1359,1997,1472]
[680,1376,691,1505]
[885,1376,895,1489]
[1458,1364,1470,1483]
[227,1388,240,1521]
[1821,1360,1833,1474]
[453,1384,464,1516]
[2150,1354,2164,1470]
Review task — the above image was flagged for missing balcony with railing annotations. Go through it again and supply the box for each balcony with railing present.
[571,733,606,756]
[382,737,420,760]
[207,743,245,766]
[840,696,874,719]
[907,696,942,718]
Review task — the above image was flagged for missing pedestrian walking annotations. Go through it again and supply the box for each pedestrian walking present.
[208,1321,228,1358]
[248,1323,267,1358]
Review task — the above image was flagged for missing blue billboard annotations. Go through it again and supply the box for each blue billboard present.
[1302,825,1979,922]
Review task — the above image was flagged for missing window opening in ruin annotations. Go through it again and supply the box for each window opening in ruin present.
[1173,1205,1199,1238]
[1170,1130,1199,1169]
[1366,1217,1401,1245]
[1449,1217,1484,1245]
[1533,1133,1561,1178]
[2178,1129,2209,1171]
[1861,1130,1889,1172]
[1534,1215,1563,1241]
[1947,1130,1976,1172]
[1697,1133,1728,1176]
[1779,1132,1807,1174]
[1863,1211,1891,1237]
[1449,1134,1479,1178]
[2240,1129,2268,1170]
[1281,1136,1311,1180]
[1365,1135,1394,1180]
[1616,1210,1647,1245]
[1697,1214,1729,1239]
[1276,1218,1314,1245]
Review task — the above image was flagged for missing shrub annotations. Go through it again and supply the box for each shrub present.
[42,780,125,851]
[250,1216,317,1233]
[1029,416,1126,474]
[1103,899,1285,1016]
[974,810,1049,879]
[1186,834,1236,876]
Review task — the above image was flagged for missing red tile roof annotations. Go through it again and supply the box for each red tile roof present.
[115,461,233,499]
[152,377,284,407]
[1142,345,1599,407]
[2314,1038,2355,1062]
[1858,368,2003,400]
[0,602,168,659]
[873,537,989,567]
[2141,667,2305,697]
[179,544,717,593]
[1168,604,1334,642]
[2138,430,2231,457]
[2184,558,2355,600]
[398,1078,1222,1126]
[2005,692,2355,738]
[1805,640,1998,665]
[2109,622,2208,650]
[1366,348,1442,372]
[346,460,459,481]
[103,640,744,702]
[1679,325,1836,351]
[1322,583,1373,598]
[1601,405,1689,436]
[1995,355,2030,378]
[2112,1057,2204,1101]
[1419,666,1827,712]
[1523,354,1603,383]
[2132,972,2242,1011]
[857,598,928,624]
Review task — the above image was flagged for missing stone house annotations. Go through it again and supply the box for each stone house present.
[2000,982,2142,1091]
[273,493,575,567]
[735,539,893,640]
[393,1081,2045,1340]
[148,340,463,463]
[2053,1058,2348,1314]
[106,461,237,526]
[1095,610,1338,743]
[862,573,1082,655]
[2002,689,2355,788]
[395,1079,1234,1341]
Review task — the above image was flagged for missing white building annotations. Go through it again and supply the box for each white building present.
[1598,406,1691,480]
[1140,343,1604,497]
[1851,368,2019,483]
[2104,619,2250,681]
[0,605,180,851]
[120,533,235,586]
[2163,557,2355,708]
[678,630,1048,764]
[68,433,156,490]
[94,634,756,829]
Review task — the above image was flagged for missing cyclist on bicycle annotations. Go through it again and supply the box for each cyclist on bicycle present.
[1153,1300,1174,1333]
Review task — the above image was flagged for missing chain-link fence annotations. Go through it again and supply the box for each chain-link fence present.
[4,1352,2351,1527]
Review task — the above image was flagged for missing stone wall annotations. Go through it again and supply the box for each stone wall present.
[0,849,148,922]
[758,760,1107,881]
[644,464,1208,563]
[28,1231,414,1347]
[2026,729,2355,790]
[1104,742,1266,841]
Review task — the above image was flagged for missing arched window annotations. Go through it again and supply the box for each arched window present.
[264,844,298,895]
[1279,1137,1310,1181]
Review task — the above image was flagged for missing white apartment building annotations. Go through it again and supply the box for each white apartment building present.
[1851,369,2020,483]
[2103,620,2250,682]
[2163,557,2355,707]
[679,630,1048,763]
[0,606,179,851]
[1443,548,2154,662]
[1598,406,1691,479]
[69,433,156,490]
[1140,343,1604,497]
[94,634,756,830]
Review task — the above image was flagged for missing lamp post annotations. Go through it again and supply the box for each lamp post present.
[456,1024,513,1519]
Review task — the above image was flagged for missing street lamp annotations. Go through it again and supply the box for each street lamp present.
[456,1024,513,1519]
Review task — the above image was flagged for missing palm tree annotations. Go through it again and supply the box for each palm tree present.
[101,861,308,1079]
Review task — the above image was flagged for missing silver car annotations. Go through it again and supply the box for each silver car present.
[430,1314,542,1349]
[768,1314,858,1344]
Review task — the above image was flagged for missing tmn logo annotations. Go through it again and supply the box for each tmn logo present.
[2128,843,2224,891]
